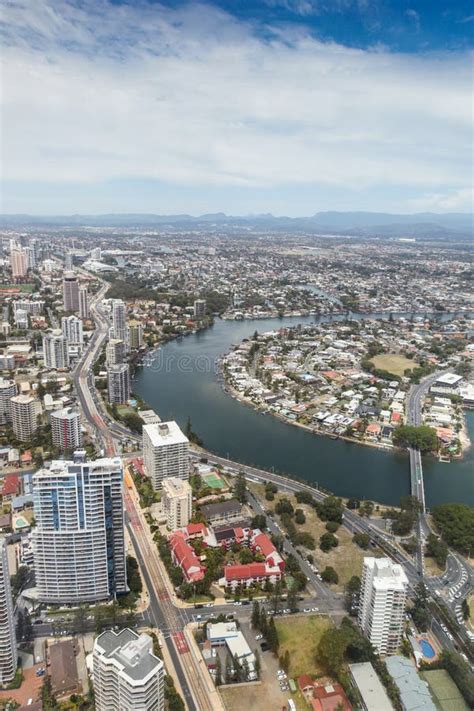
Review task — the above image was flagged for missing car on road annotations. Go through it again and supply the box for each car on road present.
[255,634,263,641]
[311,607,319,612]
[260,642,269,651]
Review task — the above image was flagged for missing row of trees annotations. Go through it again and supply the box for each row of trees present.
[432,503,474,556]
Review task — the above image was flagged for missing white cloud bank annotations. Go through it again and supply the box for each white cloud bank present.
[1,0,472,211]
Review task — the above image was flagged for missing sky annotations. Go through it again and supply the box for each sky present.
[1,0,473,216]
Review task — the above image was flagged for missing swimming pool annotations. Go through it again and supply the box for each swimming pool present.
[420,639,436,659]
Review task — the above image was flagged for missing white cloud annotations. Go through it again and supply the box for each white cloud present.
[1,0,472,204]
[408,188,474,212]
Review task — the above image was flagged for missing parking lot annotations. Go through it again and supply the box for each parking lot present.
[219,619,303,711]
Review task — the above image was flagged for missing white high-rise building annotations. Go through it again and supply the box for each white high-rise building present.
[0,378,17,425]
[193,299,206,319]
[107,363,130,404]
[93,629,164,711]
[13,300,44,317]
[26,246,37,270]
[358,557,408,655]
[10,248,28,279]
[11,394,40,441]
[65,251,73,270]
[143,421,189,491]
[51,407,82,451]
[0,537,17,686]
[162,477,192,530]
[43,330,70,369]
[106,339,125,366]
[61,315,84,346]
[63,271,79,312]
[32,454,127,604]
[111,300,128,344]
[79,285,89,319]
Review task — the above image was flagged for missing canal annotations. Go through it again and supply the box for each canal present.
[133,314,474,508]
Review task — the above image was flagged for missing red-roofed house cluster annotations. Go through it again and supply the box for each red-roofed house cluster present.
[168,523,285,591]
[169,531,206,583]
[298,676,352,711]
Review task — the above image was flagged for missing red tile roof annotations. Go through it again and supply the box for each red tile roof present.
[2,474,20,496]
[169,533,205,583]
[252,532,276,557]
[224,562,268,582]
[187,522,208,536]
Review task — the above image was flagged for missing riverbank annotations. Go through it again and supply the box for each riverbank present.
[223,375,395,454]
[133,312,474,507]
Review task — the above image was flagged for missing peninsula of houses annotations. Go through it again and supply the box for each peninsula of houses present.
[221,317,474,460]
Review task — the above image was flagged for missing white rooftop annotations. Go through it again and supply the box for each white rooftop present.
[435,373,463,386]
[366,557,409,591]
[143,420,189,447]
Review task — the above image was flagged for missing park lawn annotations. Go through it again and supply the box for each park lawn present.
[275,615,333,678]
[468,594,474,632]
[369,353,414,377]
[294,503,372,590]
[249,486,373,590]
[421,669,469,711]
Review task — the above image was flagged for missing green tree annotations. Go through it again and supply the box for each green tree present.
[251,601,260,629]
[320,532,339,552]
[316,496,344,523]
[266,616,279,654]
[432,503,474,555]
[295,509,306,525]
[344,575,361,615]
[235,471,247,504]
[215,655,222,686]
[425,533,448,568]
[393,424,438,453]
[359,500,375,518]
[254,649,261,678]
[352,532,370,550]
[321,566,339,584]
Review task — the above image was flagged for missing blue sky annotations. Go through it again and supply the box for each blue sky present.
[1,0,472,215]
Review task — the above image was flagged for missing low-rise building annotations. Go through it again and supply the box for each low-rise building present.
[48,639,79,698]
[169,532,205,583]
[385,656,436,711]
[348,662,393,711]
[200,499,242,526]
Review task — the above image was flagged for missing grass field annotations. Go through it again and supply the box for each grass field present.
[275,615,333,678]
[0,283,36,293]
[421,669,469,711]
[369,353,414,377]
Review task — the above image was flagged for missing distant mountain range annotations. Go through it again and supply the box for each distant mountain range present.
[0,211,471,238]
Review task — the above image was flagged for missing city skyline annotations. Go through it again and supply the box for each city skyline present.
[2,0,472,215]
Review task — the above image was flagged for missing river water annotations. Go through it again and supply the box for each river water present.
[133,313,474,508]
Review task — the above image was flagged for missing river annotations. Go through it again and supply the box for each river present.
[133,313,474,508]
